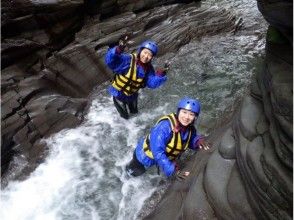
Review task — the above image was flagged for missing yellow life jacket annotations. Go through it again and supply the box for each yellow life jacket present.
[143,113,193,161]
[111,53,145,96]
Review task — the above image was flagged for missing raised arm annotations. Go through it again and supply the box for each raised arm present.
[104,46,131,73]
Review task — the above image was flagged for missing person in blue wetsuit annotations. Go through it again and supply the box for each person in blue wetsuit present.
[105,36,168,119]
[126,97,210,180]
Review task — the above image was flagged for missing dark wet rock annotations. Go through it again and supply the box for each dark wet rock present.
[1,39,43,69]
[256,0,293,43]
[40,44,111,98]
[2,0,84,37]
[1,0,85,69]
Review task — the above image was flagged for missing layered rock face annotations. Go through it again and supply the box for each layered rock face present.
[144,0,293,219]
[1,0,87,181]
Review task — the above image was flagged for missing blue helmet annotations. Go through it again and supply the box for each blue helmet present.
[177,97,201,115]
[137,40,158,56]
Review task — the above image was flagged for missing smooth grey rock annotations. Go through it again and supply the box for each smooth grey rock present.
[246,136,269,190]
[250,75,262,100]
[239,96,263,141]
[256,113,269,135]
[204,149,236,219]
[181,170,216,220]
[143,183,189,220]
[227,164,257,220]
[218,127,236,159]
[144,148,213,220]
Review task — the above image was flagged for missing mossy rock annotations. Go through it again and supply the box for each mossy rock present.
[267,26,289,44]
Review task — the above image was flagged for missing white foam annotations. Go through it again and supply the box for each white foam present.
[1,132,81,220]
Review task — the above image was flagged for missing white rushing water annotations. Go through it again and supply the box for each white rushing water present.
[1,0,268,219]
[1,93,170,220]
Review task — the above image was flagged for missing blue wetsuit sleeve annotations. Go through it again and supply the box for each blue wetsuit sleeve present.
[104,46,131,74]
[189,128,202,150]
[145,67,167,89]
[149,120,175,177]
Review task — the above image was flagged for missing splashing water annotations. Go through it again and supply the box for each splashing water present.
[1,94,169,220]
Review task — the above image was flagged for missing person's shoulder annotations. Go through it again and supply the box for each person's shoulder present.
[156,116,174,129]
[153,119,172,136]
[157,118,170,126]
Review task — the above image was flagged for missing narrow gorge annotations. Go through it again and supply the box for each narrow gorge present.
[1,0,292,219]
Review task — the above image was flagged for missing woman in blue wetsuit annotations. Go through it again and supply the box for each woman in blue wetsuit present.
[105,37,167,119]
[126,97,210,180]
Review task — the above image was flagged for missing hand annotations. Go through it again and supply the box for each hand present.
[118,34,130,52]
[156,61,171,77]
[163,61,171,74]
[175,170,190,181]
[197,138,210,150]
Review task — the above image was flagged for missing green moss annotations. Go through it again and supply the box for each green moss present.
[266,26,288,44]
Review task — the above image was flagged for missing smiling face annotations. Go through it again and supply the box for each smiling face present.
[139,48,153,63]
[178,109,196,126]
